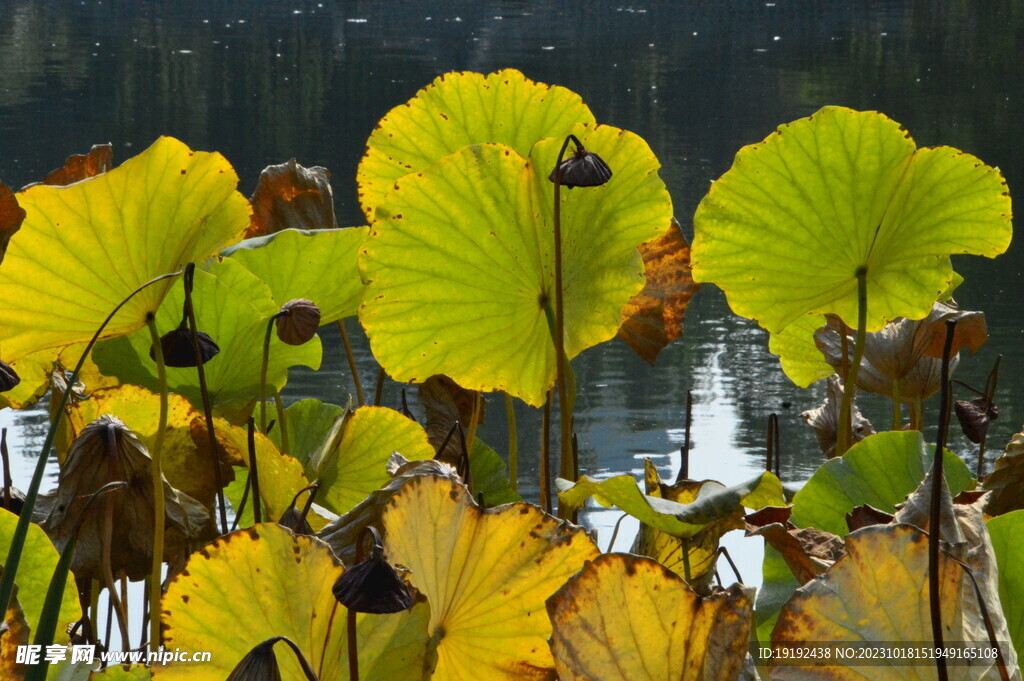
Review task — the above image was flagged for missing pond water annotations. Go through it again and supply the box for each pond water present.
[2,0,1023,588]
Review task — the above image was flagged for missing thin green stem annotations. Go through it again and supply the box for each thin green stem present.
[504,393,518,493]
[259,315,279,434]
[0,269,181,622]
[837,267,868,455]
[274,391,290,454]
[911,398,924,432]
[337,319,364,407]
[146,313,168,655]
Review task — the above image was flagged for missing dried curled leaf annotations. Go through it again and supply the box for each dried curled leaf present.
[617,219,700,364]
[247,159,337,237]
[744,507,844,585]
[982,428,1024,516]
[548,553,754,681]
[41,143,113,186]
[0,182,25,265]
[800,375,874,458]
[419,375,484,463]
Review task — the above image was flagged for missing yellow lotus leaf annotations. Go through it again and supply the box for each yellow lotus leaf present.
[309,406,435,516]
[90,666,152,680]
[0,593,29,680]
[547,553,754,681]
[0,136,250,363]
[192,417,326,530]
[158,523,429,681]
[382,474,600,681]
[769,524,1018,680]
[57,385,226,509]
[356,68,595,221]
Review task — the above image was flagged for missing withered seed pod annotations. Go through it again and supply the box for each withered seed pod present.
[275,299,321,346]
[150,323,220,367]
[548,147,612,188]
[332,527,413,614]
[955,397,998,444]
[0,360,20,393]
[226,638,283,681]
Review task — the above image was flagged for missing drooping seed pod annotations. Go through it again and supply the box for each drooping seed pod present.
[226,638,283,681]
[0,360,20,393]
[150,323,220,367]
[955,397,998,444]
[275,299,321,346]
[548,147,612,188]
[332,527,413,614]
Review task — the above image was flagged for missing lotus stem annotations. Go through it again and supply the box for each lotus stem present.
[27,481,127,681]
[607,513,628,552]
[765,414,775,473]
[247,417,262,524]
[146,312,169,654]
[337,319,364,406]
[675,390,693,484]
[102,424,131,652]
[505,393,518,492]
[977,355,1002,479]
[89,579,100,644]
[274,391,290,454]
[929,319,957,681]
[260,313,285,434]
[892,379,902,431]
[681,537,692,583]
[373,367,385,406]
[715,546,744,584]
[910,398,924,432]
[837,266,868,455]
[183,263,229,534]
[540,390,552,514]
[0,269,181,622]
[466,391,482,458]
[552,135,576,517]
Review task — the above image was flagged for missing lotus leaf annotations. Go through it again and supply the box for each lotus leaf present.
[382,474,600,680]
[557,470,784,538]
[0,182,25,264]
[0,509,80,644]
[247,159,337,237]
[981,427,1024,515]
[223,227,369,324]
[467,437,521,506]
[40,143,113,186]
[266,397,345,464]
[57,384,227,508]
[0,136,250,364]
[790,431,975,536]
[310,406,435,515]
[0,347,54,410]
[158,523,430,681]
[359,125,672,405]
[800,375,874,458]
[988,510,1024,663]
[769,524,1018,680]
[356,68,595,220]
[93,257,321,410]
[692,106,1011,337]
[547,553,754,681]
[617,220,700,364]
[767,316,834,388]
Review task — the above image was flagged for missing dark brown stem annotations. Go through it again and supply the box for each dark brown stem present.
[337,319,364,407]
[540,391,552,514]
[976,354,1002,479]
[675,390,692,484]
[247,417,262,524]
[1,428,9,510]
[373,367,385,406]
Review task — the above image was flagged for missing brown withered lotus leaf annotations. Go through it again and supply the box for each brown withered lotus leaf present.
[41,143,114,186]
[150,323,220,367]
[981,428,1024,516]
[419,374,484,463]
[275,299,321,346]
[845,504,895,531]
[36,414,214,583]
[745,507,845,585]
[547,553,754,681]
[317,454,459,566]
[955,397,998,444]
[247,159,337,238]
[331,549,413,614]
[800,376,874,458]
[0,361,19,393]
[617,219,700,364]
[0,182,25,265]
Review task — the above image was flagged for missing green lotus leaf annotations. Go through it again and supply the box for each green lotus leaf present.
[790,430,975,537]
[223,227,369,324]
[557,470,784,538]
[356,68,596,221]
[692,106,1012,335]
[468,438,521,507]
[766,315,833,388]
[267,397,345,464]
[0,347,55,410]
[158,523,429,681]
[93,257,321,410]
[359,124,672,406]
[311,406,435,516]
[0,508,80,645]
[0,136,250,364]
[987,510,1024,663]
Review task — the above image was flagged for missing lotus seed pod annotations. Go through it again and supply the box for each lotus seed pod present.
[150,323,220,367]
[275,299,321,346]
[332,540,413,614]
[0,360,20,393]
[954,397,998,444]
[549,147,612,188]
[226,638,283,681]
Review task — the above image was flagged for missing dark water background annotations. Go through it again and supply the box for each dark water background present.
[2,0,1023,584]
